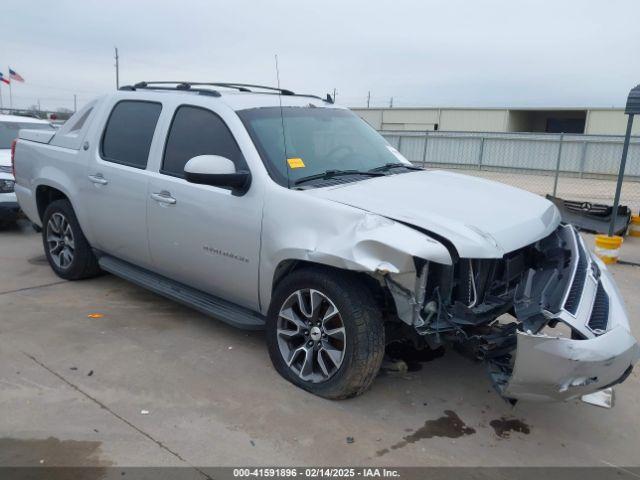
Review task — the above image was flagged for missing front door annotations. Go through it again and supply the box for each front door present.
[85,100,162,268]
[147,105,262,310]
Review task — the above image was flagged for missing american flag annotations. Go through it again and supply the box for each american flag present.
[0,72,9,85]
[9,68,24,82]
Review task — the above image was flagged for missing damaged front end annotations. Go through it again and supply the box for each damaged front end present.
[385,224,640,402]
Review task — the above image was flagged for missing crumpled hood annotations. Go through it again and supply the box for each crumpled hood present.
[307,170,561,258]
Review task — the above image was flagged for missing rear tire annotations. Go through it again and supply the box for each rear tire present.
[267,267,385,399]
[42,199,101,280]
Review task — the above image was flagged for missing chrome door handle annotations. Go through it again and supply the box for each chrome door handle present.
[150,191,176,205]
[88,173,108,185]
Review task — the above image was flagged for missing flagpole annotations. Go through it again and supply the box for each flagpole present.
[8,66,12,112]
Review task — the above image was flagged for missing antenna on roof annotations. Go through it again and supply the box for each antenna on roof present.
[275,55,291,189]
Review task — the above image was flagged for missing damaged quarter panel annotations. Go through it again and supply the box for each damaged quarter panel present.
[259,187,452,314]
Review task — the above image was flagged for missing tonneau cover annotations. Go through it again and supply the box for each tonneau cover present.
[19,129,56,144]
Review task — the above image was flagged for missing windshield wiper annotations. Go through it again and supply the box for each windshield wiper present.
[294,169,385,186]
[368,162,422,173]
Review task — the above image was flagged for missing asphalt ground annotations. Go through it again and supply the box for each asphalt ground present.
[1,220,639,469]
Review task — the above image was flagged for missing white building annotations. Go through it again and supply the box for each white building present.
[352,107,639,136]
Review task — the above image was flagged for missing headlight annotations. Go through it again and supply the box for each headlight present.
[0,179,15,193]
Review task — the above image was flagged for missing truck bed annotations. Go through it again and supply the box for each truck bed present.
[19,129,56,144]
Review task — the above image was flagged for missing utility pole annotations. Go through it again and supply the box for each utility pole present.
[366,91,371,108]
[609,84,639,236]
[389,97,394,108]
[332,88,336,103]
[114,47,120,89]
[73,94,77,112]
[37,99,41,112]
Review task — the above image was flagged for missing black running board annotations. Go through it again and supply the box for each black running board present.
[98,255,265,330]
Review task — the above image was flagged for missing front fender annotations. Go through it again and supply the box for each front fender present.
[259,188,451,314]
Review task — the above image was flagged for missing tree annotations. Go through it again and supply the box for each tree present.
[27,104,40,117]
[54,107,74,120]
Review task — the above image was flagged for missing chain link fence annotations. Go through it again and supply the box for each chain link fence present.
[382,130,640,213]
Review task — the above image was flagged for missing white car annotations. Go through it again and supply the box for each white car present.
[0,114,53,225]
[12,82,640,403]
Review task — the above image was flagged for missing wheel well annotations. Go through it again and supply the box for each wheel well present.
[271,259,393,314]
[36,185,68,222]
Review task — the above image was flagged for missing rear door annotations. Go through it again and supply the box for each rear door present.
[146,104,262,310]
[84,99,162,268]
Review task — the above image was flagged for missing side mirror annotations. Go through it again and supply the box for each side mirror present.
[184,155,251,195]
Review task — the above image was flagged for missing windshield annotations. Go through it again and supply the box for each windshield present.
[238,107,411,187]
[0,121,52,149]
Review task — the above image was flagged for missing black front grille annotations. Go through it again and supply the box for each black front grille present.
[563,199,610,217]
[588,282,609,332]
[564,233,587,315]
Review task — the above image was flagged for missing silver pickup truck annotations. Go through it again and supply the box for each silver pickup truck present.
[13,81,639,403]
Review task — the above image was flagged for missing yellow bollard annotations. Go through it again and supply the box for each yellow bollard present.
[629,215,640,238]
[594,235,623,264]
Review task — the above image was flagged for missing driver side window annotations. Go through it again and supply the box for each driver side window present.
[161,105,245,178]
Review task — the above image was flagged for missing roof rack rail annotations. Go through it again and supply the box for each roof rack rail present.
[119,82,221,97]
[136,81,295,95]
[119,81,333,103]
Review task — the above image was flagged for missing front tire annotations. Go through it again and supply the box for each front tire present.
[42,199,101,280]
[267,267,385,399]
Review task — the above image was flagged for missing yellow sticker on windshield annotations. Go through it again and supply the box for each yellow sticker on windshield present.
[287,157,305,169]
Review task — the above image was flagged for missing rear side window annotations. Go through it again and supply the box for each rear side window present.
[101,101,162,169]
[162,105,245,177]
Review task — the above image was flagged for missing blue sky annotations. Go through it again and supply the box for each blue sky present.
[2,0,639,111]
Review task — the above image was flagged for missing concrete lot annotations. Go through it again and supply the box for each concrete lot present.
[1,220,639,468]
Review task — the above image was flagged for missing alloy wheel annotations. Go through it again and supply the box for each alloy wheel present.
[46,212,75,269]
[276,288,346,383]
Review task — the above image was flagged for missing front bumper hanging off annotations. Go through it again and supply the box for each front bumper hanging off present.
[496,225,639,402]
